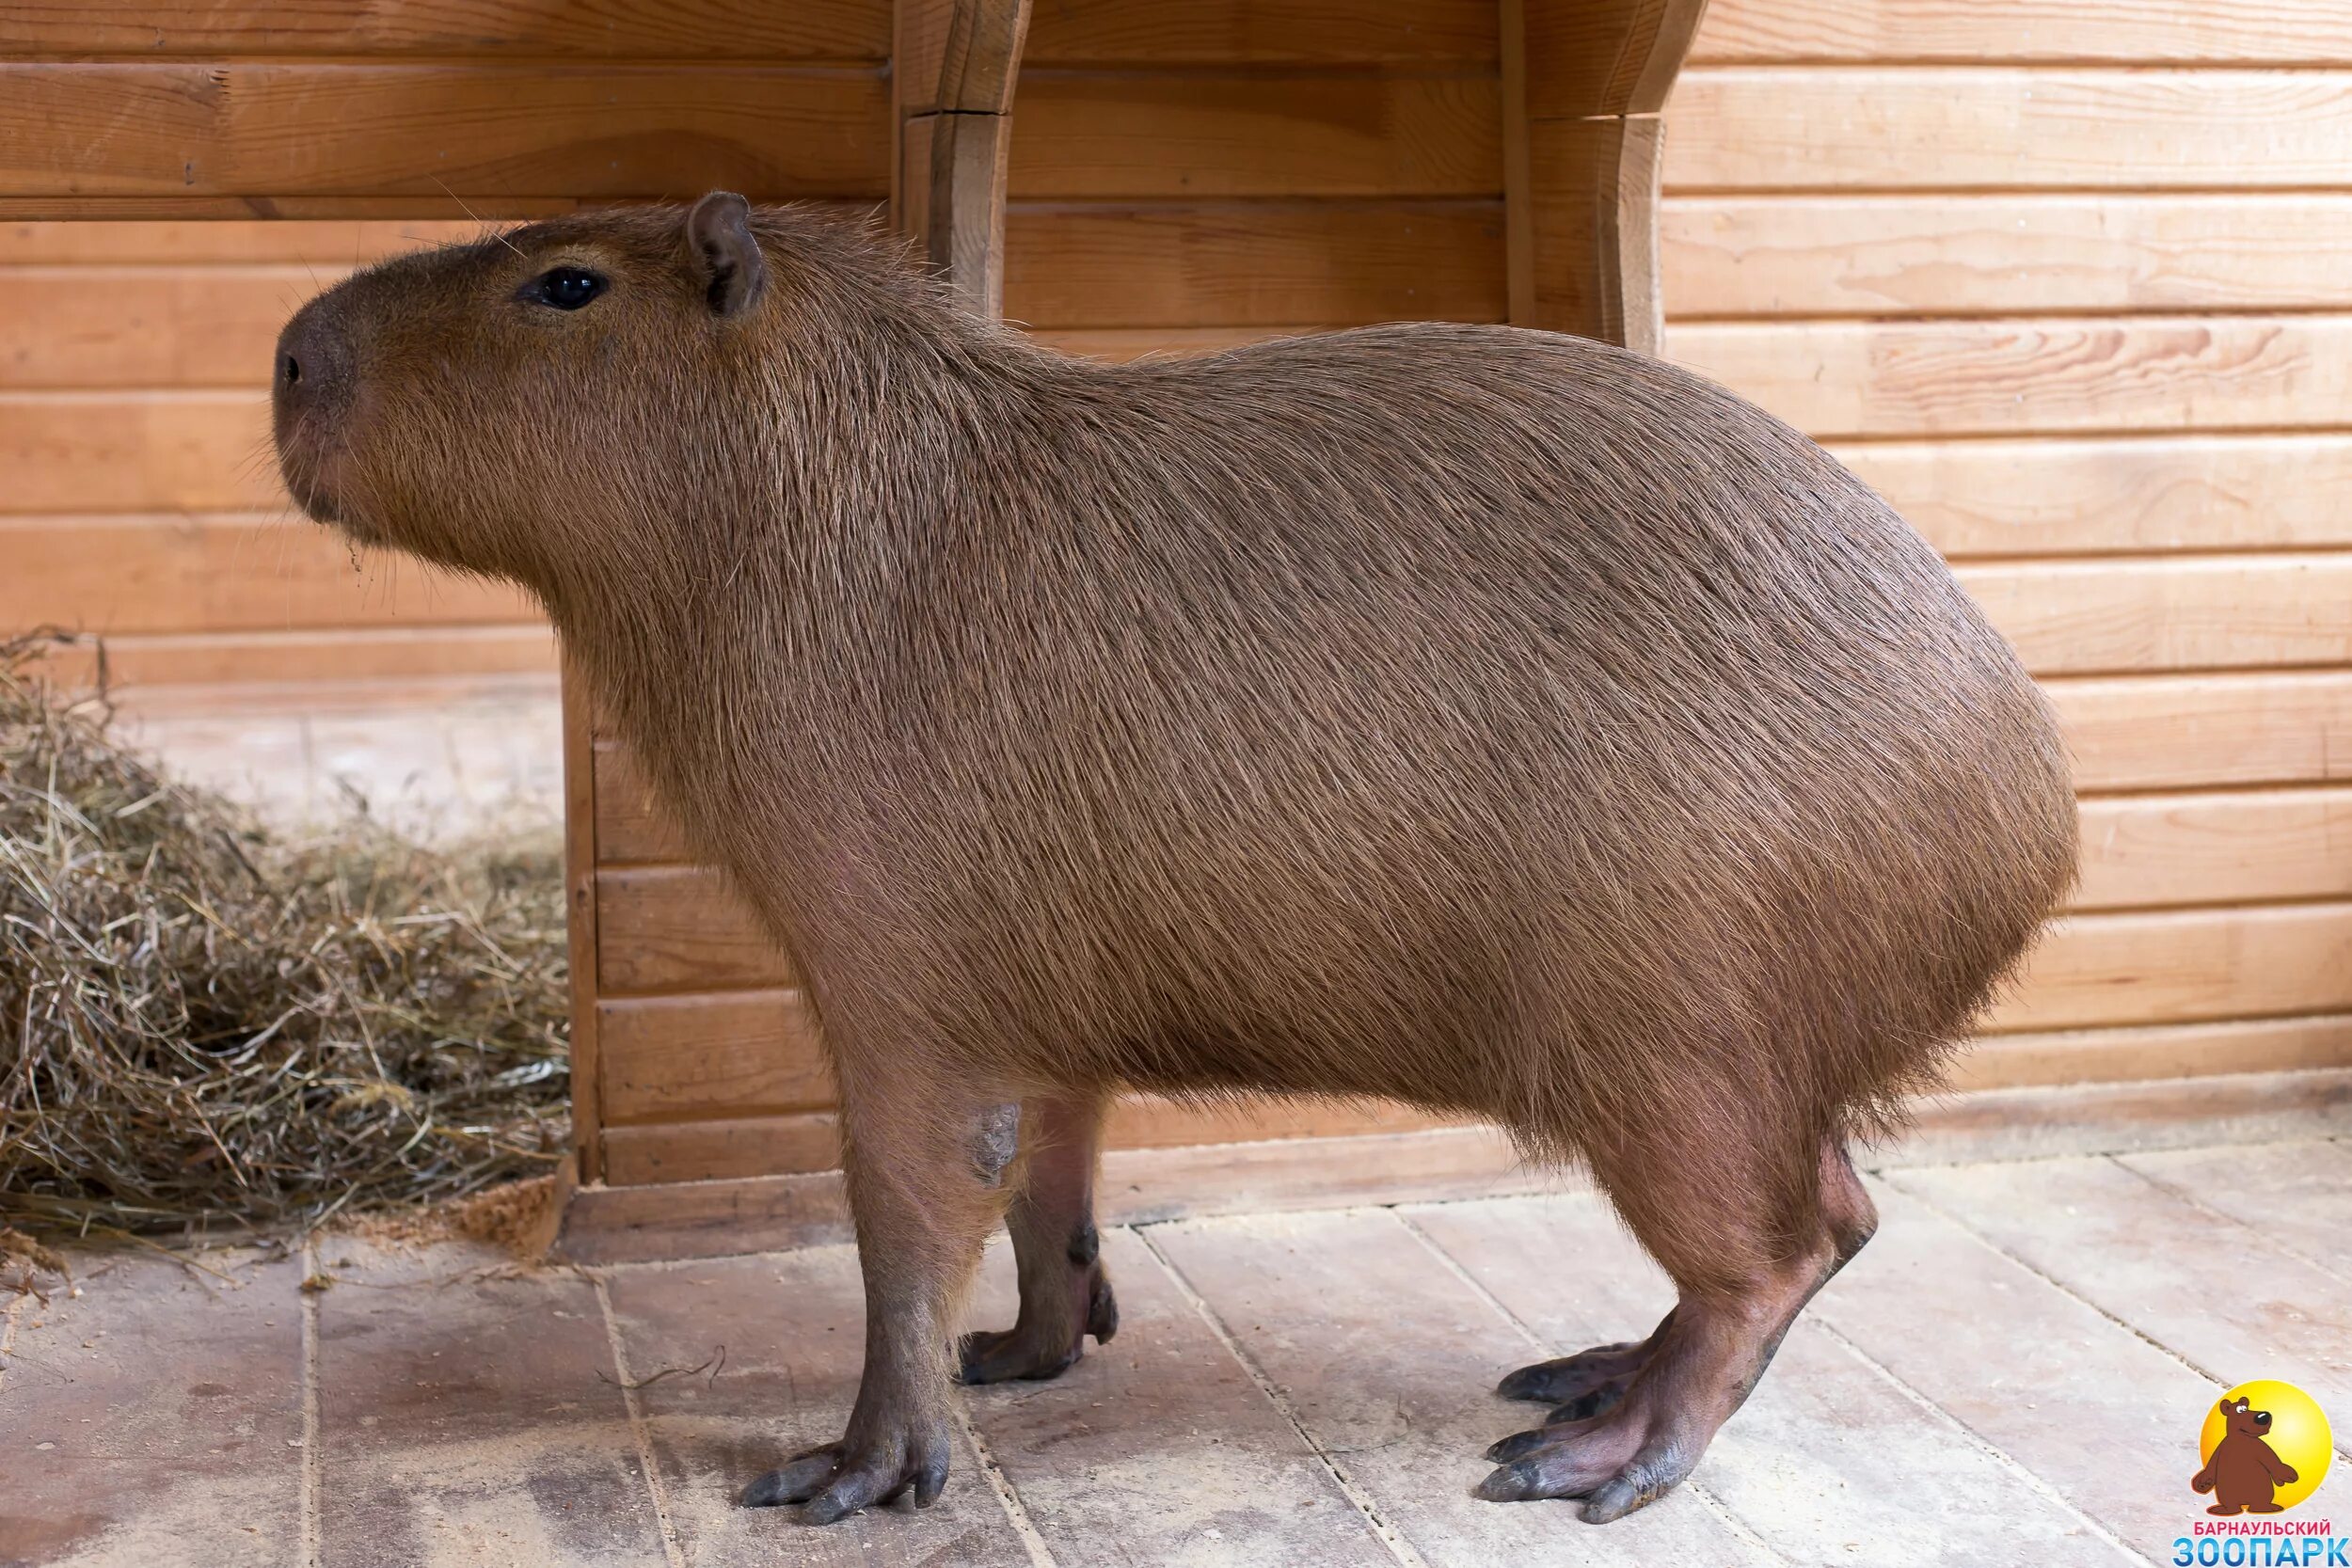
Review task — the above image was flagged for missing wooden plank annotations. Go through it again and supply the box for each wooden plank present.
[2073,787,2352,911]
[961,1227,1399,1567]
[316,1240,672,1565]
[0,514,534,633]
[1952,1014,2352,1091]
[0,1249,306,1567]
[1666,69,2352,192]
[0,267,338,388]
[26,624,556,689]
[0,391,278,513]
[2117,1138,2352,1281]
[1523,114,1659,348]
[1023,0,1500,65]
[596,1245,1039,1567]
[1670,316,2352,439]
[1009,72,1502,198]
[601,1113,841,1183]
[561,664,605,1185]
[1986,903,2352,1035]
[0,1,887,59]
[1003,198,1507,328]
[594,864,793,995]
[1149,1208,1780,1565]
[1838,435,2352,559]
[2049,672,2352,793]
[597,990,833,1122]
[1663,195,2352,318]
[1800,1183,2224,1562]
[590,740,691,863]
[1894,1155,2352,1418]
[1404,1193,2137,1564]
[1957,556,2352,677]
[1691,0,2352,65]
[0,218,482,264]
[895,0,1030,119]
[0,64,889,202]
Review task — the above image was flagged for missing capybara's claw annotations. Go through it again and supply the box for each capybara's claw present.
[743,1425,950,1522]
[956,1325,1083,1385]
[1473,1400,1698,1523]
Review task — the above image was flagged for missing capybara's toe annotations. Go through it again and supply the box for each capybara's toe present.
[1497,1336,1652,1404]
[743,1444,845,1507]
[955,1325,1084,1385]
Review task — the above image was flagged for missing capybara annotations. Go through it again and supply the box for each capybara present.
[2194,1397,2298,1514]
[271,194,2077,1526]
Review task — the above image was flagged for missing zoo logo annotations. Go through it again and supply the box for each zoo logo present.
[2176,1381,2342,1568]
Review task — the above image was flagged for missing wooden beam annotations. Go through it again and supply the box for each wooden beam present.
[893,0,1032,317]
[561,657,605,1186]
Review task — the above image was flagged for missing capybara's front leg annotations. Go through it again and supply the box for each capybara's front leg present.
[742,1063,1009,1523]
[959,1092,1120,1384]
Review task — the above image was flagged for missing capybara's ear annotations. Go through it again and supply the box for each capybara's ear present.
[686,191,766,318]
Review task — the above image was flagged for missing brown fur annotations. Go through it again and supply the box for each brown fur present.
[273,197,2078,1524]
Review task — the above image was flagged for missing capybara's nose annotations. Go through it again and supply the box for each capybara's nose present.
[272,300,352,439]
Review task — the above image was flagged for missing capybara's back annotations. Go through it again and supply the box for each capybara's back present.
[273,198,2079,1527]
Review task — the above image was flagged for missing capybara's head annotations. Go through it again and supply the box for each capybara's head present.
[2220,1397,2274,1439]
[271,193,920,589]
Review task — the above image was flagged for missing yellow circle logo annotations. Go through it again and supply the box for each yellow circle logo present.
[2195,1382,2333,1514]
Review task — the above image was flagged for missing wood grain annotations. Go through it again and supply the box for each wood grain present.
[1523,0,1715,117]
[1984,902,2352,1035]
[28,623,555,689]
[559,661,604,1183]
[600,1113,841,1184]
[2050,672,2352,793]
[0,1,887,59]
[0,391,277,513]
[594,864,792,994]
[1667,69,2352,192]
[1022,0,1500,65]
[1,266,329,389]
[2074,788,2352,911]
[1957,555,2352,677]
[1692,0,2352,64]
[0,514,533,632]
[1009,71,1502,198]
[1673,316,2352,438]
[588,740,689,863]
[1663,195,2352,317]
[596,989,832,1122]
[1004,198,1507,328]
[1952,1014,2352,1091]
[1840,436,2352,559]
[0,64,890,201]
[0,218,480,263]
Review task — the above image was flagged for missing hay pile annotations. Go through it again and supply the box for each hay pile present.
[0,636,569,1238]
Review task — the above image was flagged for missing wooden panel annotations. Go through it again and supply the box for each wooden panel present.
[1003,199,1506,328]
[1662,196,2352,318]
[1009,72,1501,198]
[594,864,792,994]
[1666,69,2352,192]
[2053,673,2352,793]
[1022,0,1499,65]
[0,219,481,264]
[1839,436,2352,559]
[590,741,691,863]
[0,1,887,59]
[560,659,603,1182]
[596,990,832,1122]
[1984,902,2352,1035]
[0,515,534,633]
[2074,788,2352,911]
[28,624,555,688]
[0,267,337,389]
[1953,1014,2352,1092]
[0,65,889,202]
[1520,114,1650,345]
[1523,0,1714,117]
[1957,556,2352,677]
[0,391,276,512]
[1672,316,2352,439]
[602,1113,842,1184]
[1692,0,2352,65]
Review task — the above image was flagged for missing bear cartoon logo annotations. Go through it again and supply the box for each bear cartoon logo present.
[2193,1395,2300,1515]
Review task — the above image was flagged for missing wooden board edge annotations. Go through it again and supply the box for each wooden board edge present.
[560,656,605,1185]
[1877,1066,2352,1169]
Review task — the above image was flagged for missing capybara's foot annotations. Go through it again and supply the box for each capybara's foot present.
[1497,1310,1671,1418]
[742,1419,952,1523]
[2208,1505,2248,1517]
[956,1260,1119,1385]
[1476,1378,1701,1522]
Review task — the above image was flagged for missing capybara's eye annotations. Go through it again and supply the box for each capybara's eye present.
[526,267,606,310]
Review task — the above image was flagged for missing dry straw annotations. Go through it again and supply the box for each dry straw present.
[0,634,568,1238]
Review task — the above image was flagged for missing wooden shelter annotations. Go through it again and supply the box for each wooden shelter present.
[4,0,2348,1258]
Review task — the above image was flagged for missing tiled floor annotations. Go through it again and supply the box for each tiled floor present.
[5,1136,2348,1567]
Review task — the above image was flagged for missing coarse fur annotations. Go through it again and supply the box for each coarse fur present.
[274,198,2078,1525]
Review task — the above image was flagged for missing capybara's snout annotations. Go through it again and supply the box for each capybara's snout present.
[271,293,360,522]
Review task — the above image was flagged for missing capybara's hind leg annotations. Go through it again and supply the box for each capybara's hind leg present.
[1481,1134,1877,1522]
[958,1091,1120,1385]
